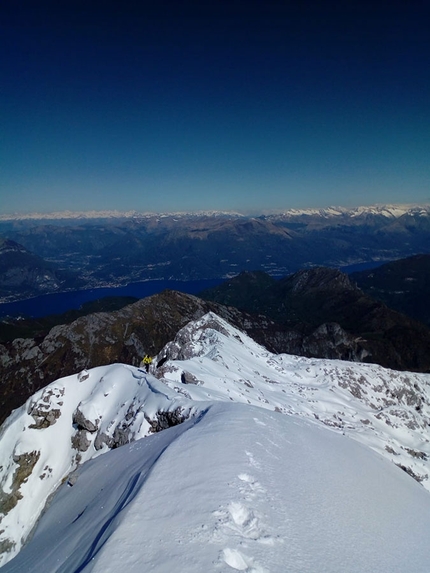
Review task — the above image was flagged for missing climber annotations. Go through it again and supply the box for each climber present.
[141,354,153,372]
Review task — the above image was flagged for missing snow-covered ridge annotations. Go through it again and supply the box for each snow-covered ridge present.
[0,209,245,221]
[0,365,199,565]
[274,203,430,219]
[6,402,430,573]
[1,203,429,221]
[154,312,430,483]
[1,311,430,568]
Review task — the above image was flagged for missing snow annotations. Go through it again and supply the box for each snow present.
[0,364,197,564]
[4,403,430,573]
[1,312,430,570]
[155,313,430,486]
[1,203,429,221]
[0,210,245,221]
[275,203,430,219]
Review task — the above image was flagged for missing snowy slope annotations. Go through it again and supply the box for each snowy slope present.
[1,312,430,569]
[0,364,198,565]
[154,313,430,486]
[4,403,430,573]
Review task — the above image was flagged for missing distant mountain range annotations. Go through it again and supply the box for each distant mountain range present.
[1,202,428,221]
[0,203,429,302]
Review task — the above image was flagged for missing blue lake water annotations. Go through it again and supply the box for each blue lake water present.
[0,261,388,320]
[0,279,224,319]
[339,260,391,274]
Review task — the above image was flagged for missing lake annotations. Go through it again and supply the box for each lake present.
[0,279,224,319]
[0,261,388,320]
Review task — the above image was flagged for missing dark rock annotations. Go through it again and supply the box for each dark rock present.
[0,450,40,517]
[181,371,200,385]
[146,408,190,433]
[71,430,91,452]
[72,407,99,433]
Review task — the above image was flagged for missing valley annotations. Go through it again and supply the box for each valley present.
[1,204,429,303]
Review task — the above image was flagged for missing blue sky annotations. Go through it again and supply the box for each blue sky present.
[1,1,429,214]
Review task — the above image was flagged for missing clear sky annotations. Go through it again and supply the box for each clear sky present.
[1,0,429,215]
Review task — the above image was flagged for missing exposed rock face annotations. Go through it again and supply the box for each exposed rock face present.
[289,267,356,294]
[73,406,99,433]
[0,363,197,565]
[181,371,200,385]
[0,450,40,527]
[301,322,370,362]
[2,267,430,429]
[1,311,430,566]
[71,430,91,453]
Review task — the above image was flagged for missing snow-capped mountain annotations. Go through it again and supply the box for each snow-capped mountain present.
[0,210,245,221]
[0,203,429,221]
[2,203,430,294]
[1,312,430,570]
[272,203,430,219]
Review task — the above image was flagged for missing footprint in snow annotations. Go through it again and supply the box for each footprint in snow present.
[238,473,266,499]
[221,547,267,572]
[227,502,260,539]
[245,451,260,469]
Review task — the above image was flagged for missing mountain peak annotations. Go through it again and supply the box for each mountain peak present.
[288,267,358,294]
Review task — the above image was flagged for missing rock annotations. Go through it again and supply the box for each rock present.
[181,371,200,385]
[72,407,99,433]
[71,430,91,452]
[146,407,190,434]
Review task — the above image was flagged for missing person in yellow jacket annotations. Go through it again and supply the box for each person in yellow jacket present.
[141,354,152,372]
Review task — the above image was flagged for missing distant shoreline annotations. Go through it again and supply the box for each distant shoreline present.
[0,278,225,319]
[0,261,388,320]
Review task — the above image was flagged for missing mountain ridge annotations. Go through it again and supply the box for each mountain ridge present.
[200,267,430,372]
[1,312,430,569]
[1,203,429,299]
[1,203,429,221]
[352,253,430,327]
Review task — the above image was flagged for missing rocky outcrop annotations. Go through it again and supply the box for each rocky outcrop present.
[27,387,65,429]
[145,408,192,433]
[3,268,430,430]
[0,363,197,565]
[0,290,294,425]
